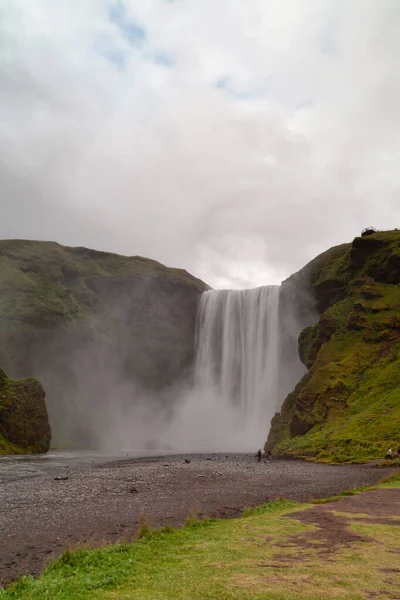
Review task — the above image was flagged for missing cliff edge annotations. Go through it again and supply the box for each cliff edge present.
[0,369,51,455]
[0,240,209,448]
[267,229,400,462]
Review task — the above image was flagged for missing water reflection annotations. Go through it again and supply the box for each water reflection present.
[0,449,170,483]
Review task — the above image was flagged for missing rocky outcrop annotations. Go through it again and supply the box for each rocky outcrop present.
[0,369,51,454]
[267,230,400,462]
[0,240,209,448]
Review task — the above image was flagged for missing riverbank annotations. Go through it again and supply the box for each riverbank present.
[3,474,400,599]
[0,453,398,587]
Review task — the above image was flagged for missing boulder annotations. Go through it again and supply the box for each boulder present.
[0,369,51,454]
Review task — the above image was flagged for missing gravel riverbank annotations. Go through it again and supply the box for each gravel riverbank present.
[0,453,397,587]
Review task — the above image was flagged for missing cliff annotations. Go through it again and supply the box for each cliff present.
[0,240,209,448]
[267,230,400,462]
[0,369,51,454]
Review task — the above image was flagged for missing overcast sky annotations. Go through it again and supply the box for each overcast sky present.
[1,1,399,288]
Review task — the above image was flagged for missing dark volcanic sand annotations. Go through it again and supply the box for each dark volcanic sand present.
[0,453,397,587]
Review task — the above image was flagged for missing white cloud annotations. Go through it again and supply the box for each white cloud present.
[1,0,400,287]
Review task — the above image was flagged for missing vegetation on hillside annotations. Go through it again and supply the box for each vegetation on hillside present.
[268,230,400,462]
[0,239,207,327]
[0,368,51,455]
[0,240,209,448]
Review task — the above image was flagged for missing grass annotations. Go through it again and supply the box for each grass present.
[2,476,400,600]
[311,489,361,505]
[309,470,400,503]
[309,479,387,504]
[0,239,207,325]
[269,232,400,463]
[242,499,298,517]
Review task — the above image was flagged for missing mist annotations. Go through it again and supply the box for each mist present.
[33,277,316,454]
[21,271,200,451]
[161,282,316,453]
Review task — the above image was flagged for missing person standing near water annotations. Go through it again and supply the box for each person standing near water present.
[257,449,262,462]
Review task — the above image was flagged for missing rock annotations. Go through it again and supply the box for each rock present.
[129,486,139,494]
[289,412,315,437]
[346,310,367,331]
[0,369,51,455]
[54,476,68,481]
[267,229,400,462]
[184,459,191,464]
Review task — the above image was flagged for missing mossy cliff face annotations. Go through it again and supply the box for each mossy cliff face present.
[0,369,51,455]
[267,230,400,462]
[0,240,209,448]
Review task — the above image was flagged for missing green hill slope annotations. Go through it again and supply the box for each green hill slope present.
[267,230,400,462]
[0,240,208,449]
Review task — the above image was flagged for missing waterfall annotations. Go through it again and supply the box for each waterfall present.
[194,287,282,431]
[163,283,308,452]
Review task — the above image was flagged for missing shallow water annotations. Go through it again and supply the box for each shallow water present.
[0,449,171,483]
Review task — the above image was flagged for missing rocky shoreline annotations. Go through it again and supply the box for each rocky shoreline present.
[1,453,398,587]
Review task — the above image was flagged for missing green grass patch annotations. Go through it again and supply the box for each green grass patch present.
[269,255,400,463]
[377,472,400,488]
[2,478,400,600]
[0,501,310,600]
[242,498,298,517]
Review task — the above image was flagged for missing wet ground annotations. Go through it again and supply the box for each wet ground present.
[0,452,397,587]
[0,449,169,483]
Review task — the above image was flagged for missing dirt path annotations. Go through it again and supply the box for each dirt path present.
[0,454,398,587]
[281,488,400,563]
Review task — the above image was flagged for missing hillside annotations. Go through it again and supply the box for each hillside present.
[0,240,209,449]
[267,230,400,462]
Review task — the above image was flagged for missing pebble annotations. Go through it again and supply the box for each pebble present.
[1,453,396,588]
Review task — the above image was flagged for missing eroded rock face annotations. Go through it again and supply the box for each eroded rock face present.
[267,230,400,461]
[0,369,51,454]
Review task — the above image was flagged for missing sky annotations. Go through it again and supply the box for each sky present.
[1,0,400,289]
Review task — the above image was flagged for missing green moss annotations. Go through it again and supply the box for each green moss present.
[288,242,351,288]
[0,240,207,328]
[0,369,51,455]
[268,230,400,462]
[0,434,25,455]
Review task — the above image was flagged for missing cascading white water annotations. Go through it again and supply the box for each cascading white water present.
[194,287,282,432]
[162,283,309,452]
